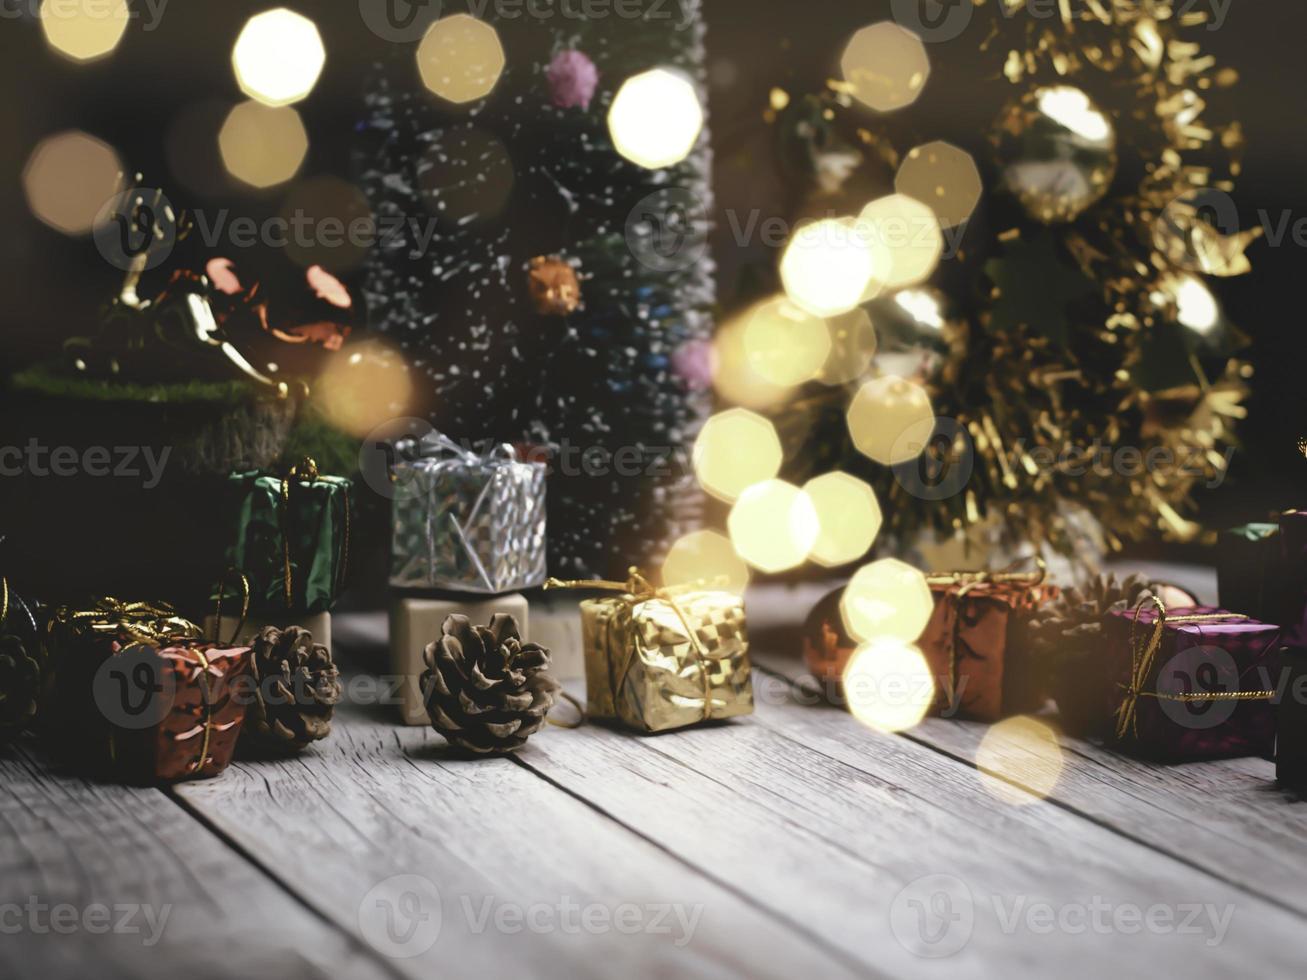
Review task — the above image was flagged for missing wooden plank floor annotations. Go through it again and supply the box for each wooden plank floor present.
[5,569,1307,978]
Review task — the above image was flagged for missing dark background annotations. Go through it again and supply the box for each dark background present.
[1,0,1304,570]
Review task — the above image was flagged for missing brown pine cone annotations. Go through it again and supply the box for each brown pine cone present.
[245,626,342,753]
[421,614,559,754]
[0,634,42,746]
[1028,573,1158,737]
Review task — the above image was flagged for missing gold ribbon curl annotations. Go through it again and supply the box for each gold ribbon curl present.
[1113,596,1276,740]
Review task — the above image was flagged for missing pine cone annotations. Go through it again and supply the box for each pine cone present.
[245,626,342,753]
[0,634,42,746]
[1028,574,1157,737]
[421,614,559,754]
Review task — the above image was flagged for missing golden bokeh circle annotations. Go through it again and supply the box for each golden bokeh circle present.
[847,375,935,466]
[662,530,751,594]
[22,130,124,235]
[692,408,784,504]
[858,194,944,292]
[608,68,704,170]
[40,0,129,63]
[840,22,930,113]
[417,14,506,105]
[895,141,983,230]
[803,473,883,568]
[727,479,819,573]
[219,101,309,189]
[843,638,935,733]
[840,558,934,643]
[743,297,832,387]
[975,716,1065,805]
[232,8,326,107]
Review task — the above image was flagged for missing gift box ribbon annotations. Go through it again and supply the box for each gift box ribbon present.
[1114,596,1276,740]
[925,557,1047,709]
[545,567,721,723]
[278,456,350,610]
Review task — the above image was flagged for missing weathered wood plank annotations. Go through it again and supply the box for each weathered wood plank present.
[747,578,1307,918]
[0,743,391,980]
[523,670,1307,978]
[172,670,863,980]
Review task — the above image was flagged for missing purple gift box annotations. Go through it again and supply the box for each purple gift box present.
[1104,603,1280,762]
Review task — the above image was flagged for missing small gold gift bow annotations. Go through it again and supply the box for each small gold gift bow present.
[545,567,718,724]
[1,576,8,629]
[212,567,252,647]
[1113,596,1277,740]
[924,557,1048,709]
[278,456,351,610]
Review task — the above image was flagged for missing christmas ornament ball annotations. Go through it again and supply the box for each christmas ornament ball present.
[992,85,1118,224]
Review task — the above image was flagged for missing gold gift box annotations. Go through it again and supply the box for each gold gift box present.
[580,589,753,733]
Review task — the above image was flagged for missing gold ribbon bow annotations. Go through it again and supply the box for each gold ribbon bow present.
[546,567,719,723]
[925,557,1048,709]
[212,567,252,646]
[1113,596,1275,740]
[278,456,351,610]
[53,597,204,646]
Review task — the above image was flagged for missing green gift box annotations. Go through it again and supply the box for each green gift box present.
[226,458,351,614]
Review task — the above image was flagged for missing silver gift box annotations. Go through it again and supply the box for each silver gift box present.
[390,437,547,594]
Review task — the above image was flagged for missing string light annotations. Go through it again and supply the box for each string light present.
[975,716,1064,804]
[232,8,326,107]
[803,473,883,568]
[743,297,832,386]
[843,638,935,733]
[40,0,129,63]
[22,130,123,235]
[895,141,983,229]
[416,14,505,105]
[840,22,930,113]
[847,375,936,466]
[780,218,887,317]
[218,101,309,189]
[728,480,819,573]
[840,558,933,643]
[662,530,750,594]
[692,408,783,503]
[608,68,704,169]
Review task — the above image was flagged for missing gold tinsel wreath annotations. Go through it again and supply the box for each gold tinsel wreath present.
[773,0,1258,555]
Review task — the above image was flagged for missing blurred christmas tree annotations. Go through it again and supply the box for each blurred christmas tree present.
[356,3,715,579]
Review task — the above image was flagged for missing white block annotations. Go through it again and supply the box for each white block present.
[528,593,586,681]
[389,594,529,726]
[203,611,332,653]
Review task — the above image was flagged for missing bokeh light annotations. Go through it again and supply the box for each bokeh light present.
[40,0,129,63]
[219,101,308,189]
[417,14,505,105]
[818,308,878,385]
[858,194,944,291]
[895,141,983,229]
[975,716,1065,805]
[662,529,751,594]
[693,408,783,503]
[803,473,882,568]
[712,301,797,411]
[280,176,374,271]
[840,558,934,643]
[780,218,887,317]
[312,338,414,438]
[743,297,832,386]
[608,68,704,170]
[232,8,325,107]
[843,638,935,733]
[22,130,123,235]
[847,375,935,466]
[840,22,930,113]
[727,479,819,573]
